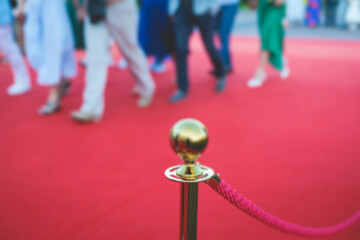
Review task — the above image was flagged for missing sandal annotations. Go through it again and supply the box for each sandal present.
[38,101,61,115]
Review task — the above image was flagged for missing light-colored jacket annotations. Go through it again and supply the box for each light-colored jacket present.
[168,0,220,16]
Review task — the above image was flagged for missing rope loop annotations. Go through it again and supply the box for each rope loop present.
[206,177,360,237]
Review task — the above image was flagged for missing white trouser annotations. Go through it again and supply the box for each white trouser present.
[0,25,30,86]
[81,0,155,116]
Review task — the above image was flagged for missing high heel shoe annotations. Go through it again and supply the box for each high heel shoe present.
[38,101,61,115]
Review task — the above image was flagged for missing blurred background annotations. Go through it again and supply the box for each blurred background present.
[0,0,359,240]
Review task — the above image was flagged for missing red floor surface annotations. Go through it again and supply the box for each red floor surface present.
[0,36,360,240]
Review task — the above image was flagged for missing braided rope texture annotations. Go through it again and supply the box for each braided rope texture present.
[209,180,360,237]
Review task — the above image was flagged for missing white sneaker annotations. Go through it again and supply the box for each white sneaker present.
[117,58,128,69]
[71,111,101,123]
[280,67,290,80]
[137,95,153,108]
[247,72,267,88]
[7,82,31,96]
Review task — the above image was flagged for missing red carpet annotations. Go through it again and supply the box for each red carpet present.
[0,36,359,240]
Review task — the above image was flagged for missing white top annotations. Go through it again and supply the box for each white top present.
[220,0,240,5]
[346,0,360,24]
[286,0,305,21]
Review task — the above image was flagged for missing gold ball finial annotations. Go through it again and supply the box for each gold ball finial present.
[170,119,208,180]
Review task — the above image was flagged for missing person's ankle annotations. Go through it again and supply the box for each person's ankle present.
[48,93,60,104]
[254,68,265,78]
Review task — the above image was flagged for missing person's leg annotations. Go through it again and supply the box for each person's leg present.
[210,6,222,76]
[77,18,109,118]
[336,0,348,28]
[256,51,269,76]
[218,4,238,71]
[106,0,155,107]
[58,46,77,98]
[215,6,223,33]
[325,1,337,26]
[279,55,290,79]
[247,51,269,88]
[0,25,31,95]
[196,12,226,91]
[197,13,225,76]
[38,2,74,115]
[43,85,61,104]
[325,1,330,26]
[172,7,193,94]
[330,1,339,26]
[38,82,63,115]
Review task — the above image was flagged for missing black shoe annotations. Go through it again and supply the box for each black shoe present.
[169,90,187,103]
[215,75,227,92]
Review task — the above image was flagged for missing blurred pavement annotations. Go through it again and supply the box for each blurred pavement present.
[233,10,360,40]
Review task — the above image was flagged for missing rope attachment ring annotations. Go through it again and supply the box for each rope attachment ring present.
[165,164,215,183]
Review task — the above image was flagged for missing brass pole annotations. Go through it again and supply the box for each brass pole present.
[180,183,198,240]
[165,119,215,240]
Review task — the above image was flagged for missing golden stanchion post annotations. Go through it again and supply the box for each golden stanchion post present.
[165,119,215,240]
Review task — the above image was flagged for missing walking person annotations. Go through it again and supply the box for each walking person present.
[247,0,290,88]
[325,0,339,27]
[71,0,155,123]
[66,0,85,50]
[337,0,349,29]
[286,0,305,25]
[305,0,322,27]
[139,0,175,73]
[168,0,227,103]
[12,0,26,54]
[118,0,176,73]
[346,0,360,31]
[22,0,77,115]
[0,0,31,96]
[214,0,240,74]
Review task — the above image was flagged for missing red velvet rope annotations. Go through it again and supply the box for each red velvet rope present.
[207,179,360,237]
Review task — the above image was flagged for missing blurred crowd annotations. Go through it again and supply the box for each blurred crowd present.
[0,0,357,123]
[285,0,360,30]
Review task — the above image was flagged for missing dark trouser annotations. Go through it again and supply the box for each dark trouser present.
[216,3,238,70]
[174,8,225,93]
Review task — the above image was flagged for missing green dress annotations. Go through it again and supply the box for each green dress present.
[258,0,286,70]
